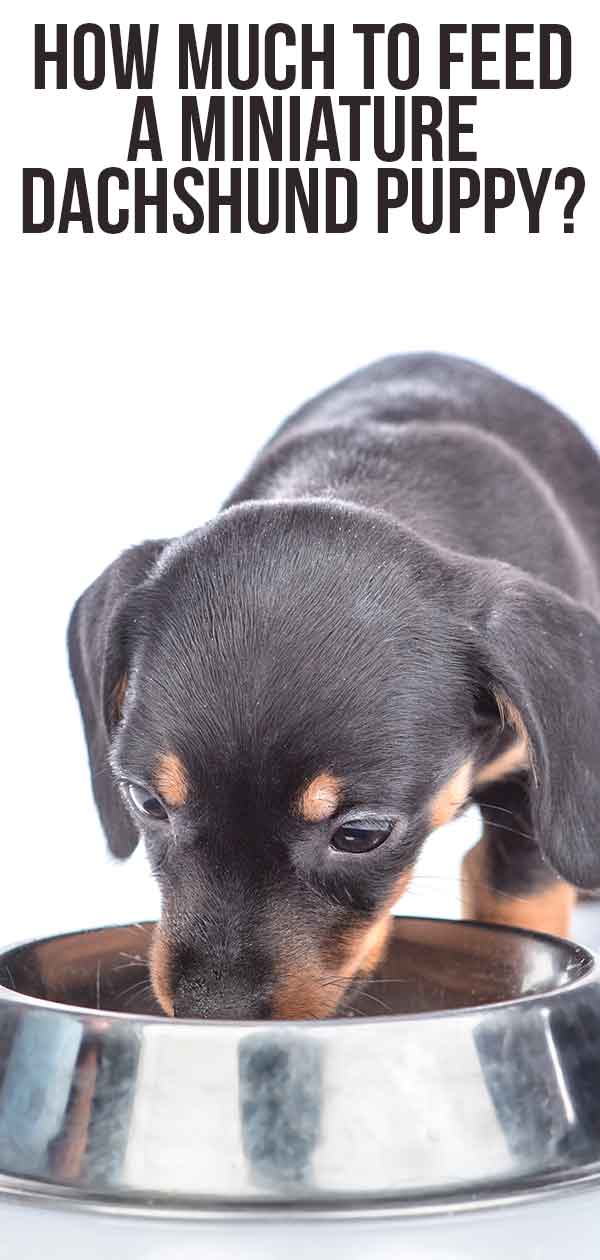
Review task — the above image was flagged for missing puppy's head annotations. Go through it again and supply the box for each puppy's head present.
[69,500,600,1018]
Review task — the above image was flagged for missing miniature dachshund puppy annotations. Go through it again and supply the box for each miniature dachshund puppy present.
[69,354,600,1019]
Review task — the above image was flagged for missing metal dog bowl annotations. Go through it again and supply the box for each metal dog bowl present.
[0,915,599,1237]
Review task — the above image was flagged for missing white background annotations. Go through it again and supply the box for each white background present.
[1,1,598,945]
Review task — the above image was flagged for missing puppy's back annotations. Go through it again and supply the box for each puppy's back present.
[230,354,599,584]
[284,355,599,556]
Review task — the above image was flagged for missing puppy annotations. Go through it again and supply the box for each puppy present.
[69,354,600,1019]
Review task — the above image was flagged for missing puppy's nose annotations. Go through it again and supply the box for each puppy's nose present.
[173,974,272,1021]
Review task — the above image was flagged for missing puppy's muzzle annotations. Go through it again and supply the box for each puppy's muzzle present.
[173,971,274,1021]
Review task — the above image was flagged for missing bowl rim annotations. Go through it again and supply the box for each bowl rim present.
[1,1162,600,1221]
[0,916,596,1029]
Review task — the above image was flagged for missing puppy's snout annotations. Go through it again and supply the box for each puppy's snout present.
[173,971,273,1021]
[150,918,279,1020]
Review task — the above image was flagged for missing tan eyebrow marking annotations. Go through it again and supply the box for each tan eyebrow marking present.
[154,752,189,808]
[299,772,341,822]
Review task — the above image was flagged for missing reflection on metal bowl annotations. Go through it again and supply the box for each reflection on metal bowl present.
[0,915,598,1232]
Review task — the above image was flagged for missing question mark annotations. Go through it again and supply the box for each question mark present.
[555,168,585,234]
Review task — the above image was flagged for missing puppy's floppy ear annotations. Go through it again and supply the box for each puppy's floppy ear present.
[466,563,600,888]
[68,540,166,859]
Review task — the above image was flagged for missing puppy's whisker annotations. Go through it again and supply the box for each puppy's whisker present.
[114,953,147,971]
[353,989,393,1012]
[480,819,534,842]
[406,878,539,907]
[478,802,520,817]
[358,976,410,984]
[122,984,155,1012]
[119,974,153,1003]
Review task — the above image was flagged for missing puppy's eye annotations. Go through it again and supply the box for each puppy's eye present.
[127,783,168,821]
[330,821,394,854]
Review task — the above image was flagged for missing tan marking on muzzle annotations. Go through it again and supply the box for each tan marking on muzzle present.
[429,760,473,831]
[148,923,175,1016]
[271,868,414,1020]
[341,868,414,979]
[154,752,189,808]
[299,772,340,822]
[271,959,340,1020]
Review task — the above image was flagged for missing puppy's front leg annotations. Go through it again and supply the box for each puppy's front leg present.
[461,777,575,938]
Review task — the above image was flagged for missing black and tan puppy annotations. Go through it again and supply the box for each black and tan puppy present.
[69,354,600,1019]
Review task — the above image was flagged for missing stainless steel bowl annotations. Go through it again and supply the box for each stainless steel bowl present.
[0,916,599,1218]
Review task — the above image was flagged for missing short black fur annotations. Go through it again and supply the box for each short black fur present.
[68,355,600,1017]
